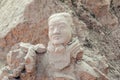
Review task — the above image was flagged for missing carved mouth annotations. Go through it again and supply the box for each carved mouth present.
[53,35,61,40]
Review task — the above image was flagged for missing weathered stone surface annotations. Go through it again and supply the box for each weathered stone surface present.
[80,0,118,28]
[111,0,120,23]
[0,0,120,80]
[0,0,33,38]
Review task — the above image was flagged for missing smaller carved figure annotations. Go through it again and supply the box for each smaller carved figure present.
[25,47,36,73]
[0,42,46,80]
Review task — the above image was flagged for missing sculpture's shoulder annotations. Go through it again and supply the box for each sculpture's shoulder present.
[75,52,109,80]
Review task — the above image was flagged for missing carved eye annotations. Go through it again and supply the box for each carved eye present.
[49,26,54,31]
[60,25,64,29]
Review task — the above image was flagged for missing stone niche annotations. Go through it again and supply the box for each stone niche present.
[0,12,109,80]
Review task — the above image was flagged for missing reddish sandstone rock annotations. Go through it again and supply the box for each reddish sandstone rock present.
[79,71,97,80]
[81,0,118,28]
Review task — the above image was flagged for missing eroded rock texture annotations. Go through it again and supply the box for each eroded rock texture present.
[0,0,120,80]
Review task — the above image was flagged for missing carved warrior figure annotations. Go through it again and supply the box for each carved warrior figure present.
[43,12,83,80]
[43,12,109,80]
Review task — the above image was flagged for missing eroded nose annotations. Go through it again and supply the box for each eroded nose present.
[53,28,60,34]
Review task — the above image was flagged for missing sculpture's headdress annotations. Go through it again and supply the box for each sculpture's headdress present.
[48,12,73,27]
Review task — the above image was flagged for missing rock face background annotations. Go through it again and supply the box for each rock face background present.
[0,0,120,80]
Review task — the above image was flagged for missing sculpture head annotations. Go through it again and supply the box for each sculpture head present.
[48,12,73,46]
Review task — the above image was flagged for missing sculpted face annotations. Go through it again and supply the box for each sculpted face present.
[48,17,72,45]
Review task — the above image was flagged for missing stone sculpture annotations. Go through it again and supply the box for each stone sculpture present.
[0,42,46,80]
[43,12,83,80]
[0,12,109,80]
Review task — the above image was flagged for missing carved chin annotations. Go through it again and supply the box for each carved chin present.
[50,36,71,45]
[52,40,62,45]
[51,37,70,45]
